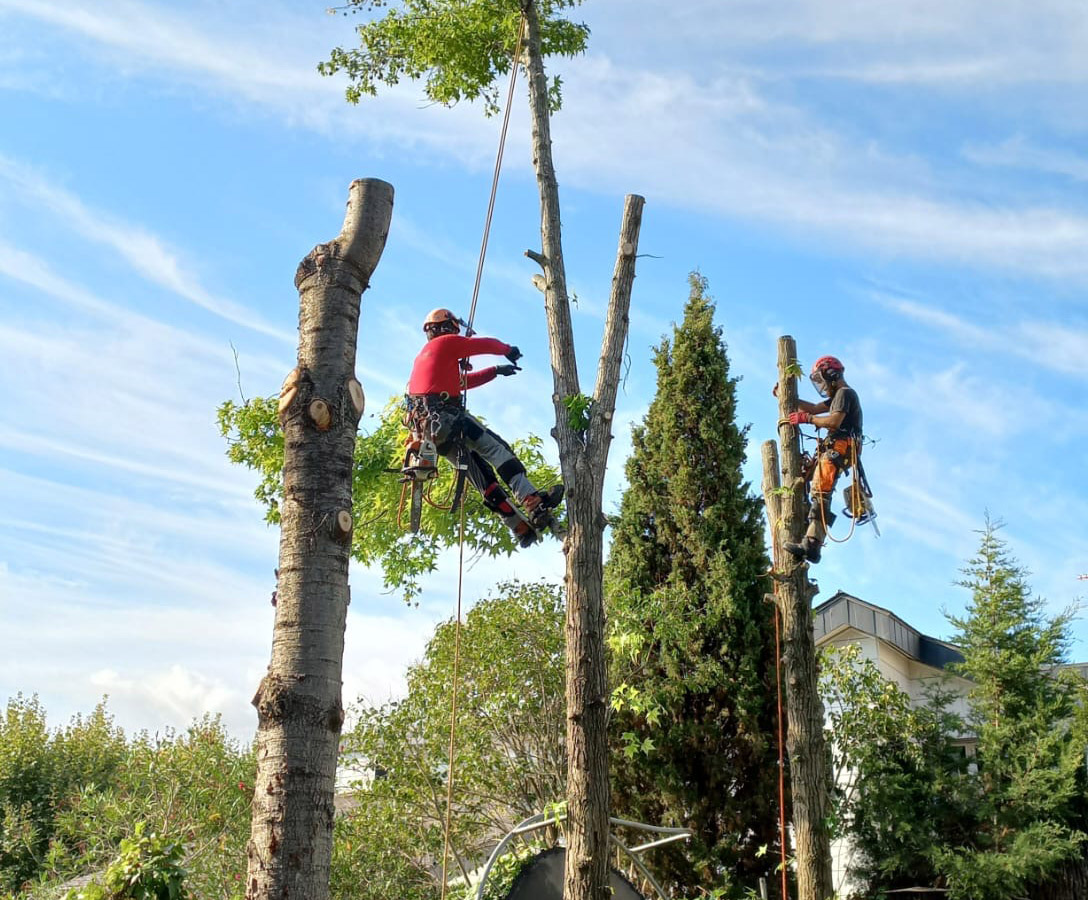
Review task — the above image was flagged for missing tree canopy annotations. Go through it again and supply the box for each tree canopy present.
[0,696,254,899]
[937,520,1088,899]
[319,0,589,115]
[218,396,559,603]
[332,580,566,900]
[826,520,1088,900]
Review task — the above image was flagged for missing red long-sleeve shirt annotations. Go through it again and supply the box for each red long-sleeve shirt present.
[407,334,513,397]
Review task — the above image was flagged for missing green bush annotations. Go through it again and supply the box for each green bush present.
[0,696,128,895]
[0,697,252,899]
[46,717,253,899]
[66,823,188,900]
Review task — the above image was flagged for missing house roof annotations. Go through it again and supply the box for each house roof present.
[813,591,965,670]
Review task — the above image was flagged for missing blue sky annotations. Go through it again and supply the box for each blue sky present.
[1,0,1086,740]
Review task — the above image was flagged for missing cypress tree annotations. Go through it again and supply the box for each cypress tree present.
[606,273,781,897]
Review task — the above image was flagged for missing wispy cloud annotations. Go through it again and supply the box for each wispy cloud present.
[595,0,1088,85]
[877,294,1088,379]
[0,0,501,164]
[0,155,294,341]
[7,1,1088,284]
[0,0,325,94]
[964,136,1088,183]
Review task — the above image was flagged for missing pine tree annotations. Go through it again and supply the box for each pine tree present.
[606,273,781,897]
[935,518,1088,900]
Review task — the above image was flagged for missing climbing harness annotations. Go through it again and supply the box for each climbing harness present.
[398,395,468,532]
[798,431,878,544]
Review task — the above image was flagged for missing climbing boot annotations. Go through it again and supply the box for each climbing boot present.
[524,484,564,528]
[512,519,538,549]
[783,536,822,564]
[483,482,538,548]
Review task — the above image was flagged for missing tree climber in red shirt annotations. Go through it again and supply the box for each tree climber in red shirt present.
[406,308,564,547]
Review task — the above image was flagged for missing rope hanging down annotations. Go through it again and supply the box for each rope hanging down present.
[464,17,526,337]
[439,16,526,900]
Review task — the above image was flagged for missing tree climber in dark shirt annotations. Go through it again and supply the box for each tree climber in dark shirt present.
[780,355,863,564]
[406,308,563,547]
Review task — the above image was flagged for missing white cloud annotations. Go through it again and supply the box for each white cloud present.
[90,666,244,735]
[0,546,441,740]
[0,155,295,341]
[878,294,1088,381]
[593,0,1088,85]
[965,136,1088,183]
[6,1,1088,283]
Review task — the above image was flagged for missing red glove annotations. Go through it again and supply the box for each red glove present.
[789,410,812,426]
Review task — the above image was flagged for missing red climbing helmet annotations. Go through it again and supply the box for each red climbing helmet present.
[423,308,460,337]
[810,355,845,397]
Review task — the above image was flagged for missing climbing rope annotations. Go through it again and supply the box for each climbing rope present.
[772,600,789,900]
[465,16,525,337]
[439,15,526,900]
[438,498,469,899]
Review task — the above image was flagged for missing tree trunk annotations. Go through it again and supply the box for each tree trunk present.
[1034,855,1088,900]
[521,8,644,899]
[759,335,834,900]
[245,179,393,900]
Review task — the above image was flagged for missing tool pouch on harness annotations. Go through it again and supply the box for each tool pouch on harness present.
[820,435,856,472]
[403,395,458,479]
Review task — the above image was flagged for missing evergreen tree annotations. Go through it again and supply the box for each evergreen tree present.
[934,519,1088,900]
[606,273,781,897]
[821,645,974,895]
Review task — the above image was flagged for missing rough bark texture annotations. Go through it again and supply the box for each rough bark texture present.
[245,179,393,900]
[522,7,644,897]
[1034,856,1088,900]
[759,335,834,900]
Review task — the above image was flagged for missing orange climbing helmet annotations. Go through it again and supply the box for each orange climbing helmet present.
[423,308,460,337]
[810,355,845,397]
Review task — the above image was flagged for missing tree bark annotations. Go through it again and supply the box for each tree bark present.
[245,178,393,900]
[1034,855,1088,900]
[521,7,645,899]
[759,335,834,900]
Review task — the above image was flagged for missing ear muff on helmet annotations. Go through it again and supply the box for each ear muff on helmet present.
[810,355,845,397]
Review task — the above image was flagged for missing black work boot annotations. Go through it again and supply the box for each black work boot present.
[512,519,538,548]
[524,484,564,527]
[783,536,822,564]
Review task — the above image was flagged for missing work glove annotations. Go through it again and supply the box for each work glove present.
[506,345,522,363]
[495,365,519,377]
[789,411,812,425]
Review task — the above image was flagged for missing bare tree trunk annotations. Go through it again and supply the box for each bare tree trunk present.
[759,335,834,900]
[245,179,393,900]
[521,7,645,898]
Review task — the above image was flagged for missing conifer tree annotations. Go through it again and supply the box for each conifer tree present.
[935,519,1088,900]
[606,274,781,897]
